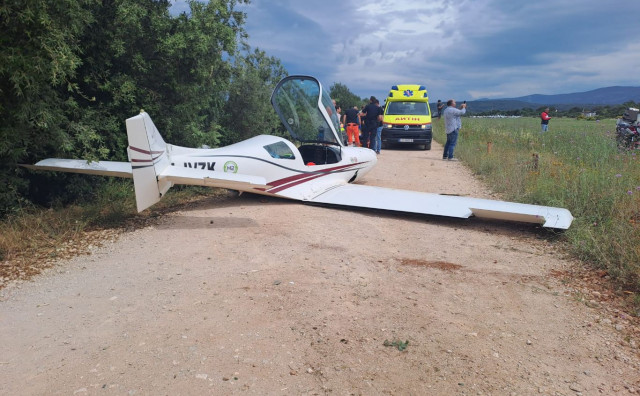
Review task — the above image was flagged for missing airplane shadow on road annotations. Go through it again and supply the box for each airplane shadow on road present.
[154,192,289,230]
[307,201,564,241]
[156,190,562,242]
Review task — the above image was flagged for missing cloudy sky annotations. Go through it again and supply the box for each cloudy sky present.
[171,0,640,102]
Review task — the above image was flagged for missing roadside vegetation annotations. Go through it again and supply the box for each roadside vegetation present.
[433,117,640,303]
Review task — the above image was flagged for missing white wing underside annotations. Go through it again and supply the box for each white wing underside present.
[24,159,270,191]
[22,159,133,178]
[307,183,573,229]
[157,166,270,191]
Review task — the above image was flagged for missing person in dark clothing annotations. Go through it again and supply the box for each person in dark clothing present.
[436,99,444,119]
[342,105,361,146]
[373,99,384,154]
[360,96,379,149]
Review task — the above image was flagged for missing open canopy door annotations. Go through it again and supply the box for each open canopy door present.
[271,75,343,146]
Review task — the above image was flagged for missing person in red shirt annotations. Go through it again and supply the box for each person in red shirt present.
[541,108,551,132]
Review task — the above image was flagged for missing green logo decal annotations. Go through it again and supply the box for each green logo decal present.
[223,161,238,173]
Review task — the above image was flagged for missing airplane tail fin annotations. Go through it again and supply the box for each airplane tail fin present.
[126,112,173,212]
[26,111,271,212]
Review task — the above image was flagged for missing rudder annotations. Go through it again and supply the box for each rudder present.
[126,112,172,212]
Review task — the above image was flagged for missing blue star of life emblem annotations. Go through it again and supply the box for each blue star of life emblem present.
[403,90,413,97]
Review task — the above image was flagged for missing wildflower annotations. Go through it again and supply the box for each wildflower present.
[636,186,640,191]
[628,190,633,195]
[615,174,622,178]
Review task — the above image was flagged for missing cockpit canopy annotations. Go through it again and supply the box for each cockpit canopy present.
[271,76,343,146]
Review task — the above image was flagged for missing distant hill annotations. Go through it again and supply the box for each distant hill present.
[507,86,640,105]
[455,86,640,113]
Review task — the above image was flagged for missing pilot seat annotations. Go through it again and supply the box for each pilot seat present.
[298,144,342,165]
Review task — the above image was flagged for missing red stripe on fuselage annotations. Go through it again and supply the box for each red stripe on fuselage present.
[266,162,365,194]
[129,146,164,162]
[129,146,164,155]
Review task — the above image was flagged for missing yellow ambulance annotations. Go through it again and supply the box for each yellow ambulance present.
[381,84,432,150]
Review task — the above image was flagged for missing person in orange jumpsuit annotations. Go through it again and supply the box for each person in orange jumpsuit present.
[342,105,361,146]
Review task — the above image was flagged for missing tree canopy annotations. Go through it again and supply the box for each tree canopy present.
[329,82,366,110]
[0,0,290,215]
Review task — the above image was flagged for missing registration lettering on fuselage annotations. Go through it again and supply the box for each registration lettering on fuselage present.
[184,162,215,170]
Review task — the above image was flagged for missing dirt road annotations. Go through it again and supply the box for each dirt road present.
[1,142,639,395]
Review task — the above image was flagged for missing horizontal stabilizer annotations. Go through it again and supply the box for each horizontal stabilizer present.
[22,159,132,178]
[158,166,270,191]
[308,184,573,229]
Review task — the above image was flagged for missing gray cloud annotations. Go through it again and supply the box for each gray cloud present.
[172,0,640,101]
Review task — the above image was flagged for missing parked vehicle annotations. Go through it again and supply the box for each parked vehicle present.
[381,85,432,150]
[616,107,640,149]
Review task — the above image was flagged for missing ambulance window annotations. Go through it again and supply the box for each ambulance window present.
[386,101,430,116]
[263,141,296,159]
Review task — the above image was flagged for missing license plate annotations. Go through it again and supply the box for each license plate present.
[399,138,414,143]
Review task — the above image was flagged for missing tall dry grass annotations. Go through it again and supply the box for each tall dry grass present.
[0,180,220,270]
[434,116,640,297]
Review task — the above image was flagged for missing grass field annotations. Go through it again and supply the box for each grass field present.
[433,116,640,300]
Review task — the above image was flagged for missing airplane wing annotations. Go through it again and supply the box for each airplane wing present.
[157,166,270,191]
[21,159,133,178]
[23,159,270,192]
[307,183,573,229]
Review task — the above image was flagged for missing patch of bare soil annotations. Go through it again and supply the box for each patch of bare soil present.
[1,142,639,395]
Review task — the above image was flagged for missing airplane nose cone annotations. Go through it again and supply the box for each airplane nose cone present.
[367,148,377,165]
[356,147,377,176]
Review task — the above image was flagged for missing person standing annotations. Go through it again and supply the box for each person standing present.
[373,99,384,154]
[442,99,466,161]
[436,99,444,119]
[540,107,551,132]
[330,98,339,126]
[343,105,361,146]
[360,96,379,149]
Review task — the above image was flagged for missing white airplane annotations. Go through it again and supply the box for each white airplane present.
[24,75,573,229]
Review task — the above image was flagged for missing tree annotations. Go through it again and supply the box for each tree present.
[74,0,249,150]
[0,0,96,212]
[219,48,288,145]
[329,82,364,110]
[1,0,251,214]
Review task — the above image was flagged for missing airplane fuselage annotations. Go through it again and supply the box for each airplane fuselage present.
[165,135,377,200]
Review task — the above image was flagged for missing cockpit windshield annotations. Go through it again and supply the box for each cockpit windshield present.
[271,76,342,146]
